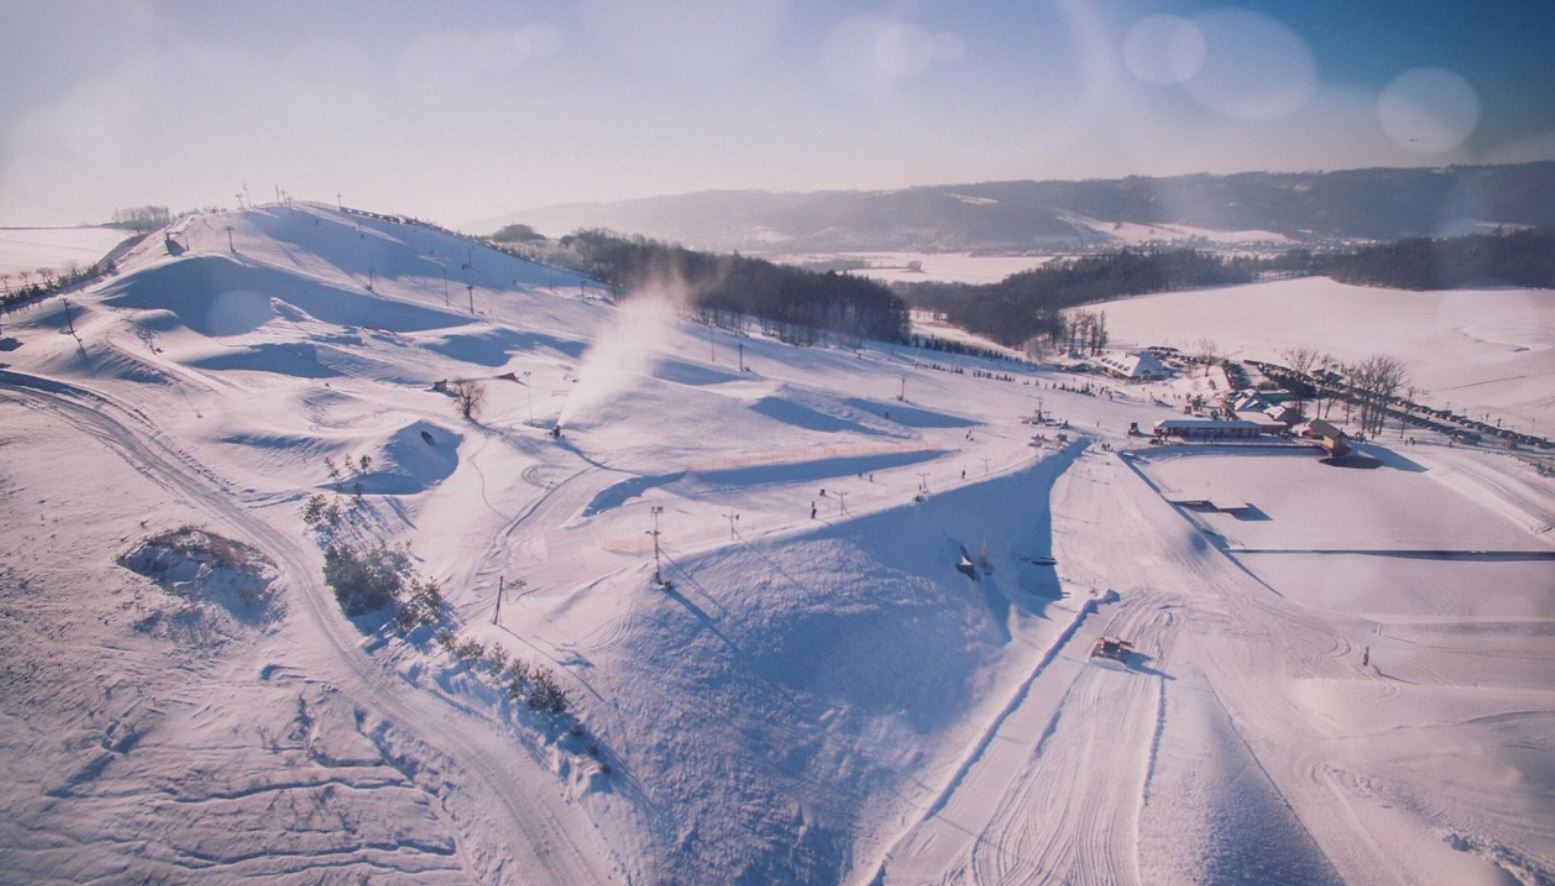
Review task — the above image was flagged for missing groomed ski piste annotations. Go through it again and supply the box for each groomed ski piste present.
[1,203,1551,884]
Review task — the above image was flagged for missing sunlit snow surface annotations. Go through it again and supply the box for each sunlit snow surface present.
[0,204,1551,883]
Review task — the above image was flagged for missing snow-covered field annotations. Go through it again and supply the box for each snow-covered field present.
[765,251,1057,284]
[1,204,1551,883]
[1095,276,1555,431]
[1065,215,1296,247]
[0,226,131,277]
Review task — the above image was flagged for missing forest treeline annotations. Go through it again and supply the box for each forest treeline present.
[896,250,1254,348]
[894,227,1555,349]
[1318,227,1555,289]
[554,230,910,344]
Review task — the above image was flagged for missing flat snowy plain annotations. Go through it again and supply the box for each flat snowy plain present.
[0,204,1550,883]
[0,226,131,278]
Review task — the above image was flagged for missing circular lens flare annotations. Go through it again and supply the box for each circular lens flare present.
[1378,67,1480,154]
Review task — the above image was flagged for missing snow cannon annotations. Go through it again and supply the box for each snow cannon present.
[1089,636,1134,670]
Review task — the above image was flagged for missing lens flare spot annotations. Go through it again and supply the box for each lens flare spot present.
[1379,67,1480,154]
[1123,14,1206,86]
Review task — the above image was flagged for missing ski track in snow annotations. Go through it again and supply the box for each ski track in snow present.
[0,372,620,885]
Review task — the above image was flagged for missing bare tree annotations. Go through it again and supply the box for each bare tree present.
[450,381,486,420]
[1195,339,1221,375]
[1348,355,1408,437]
[1280,346,1322,413]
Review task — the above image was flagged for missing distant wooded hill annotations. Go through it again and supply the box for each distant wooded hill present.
[481,162,1555,253]
[896,227,1555,350]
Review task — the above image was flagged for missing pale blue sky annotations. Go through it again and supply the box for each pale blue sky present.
[2,0,1552,226]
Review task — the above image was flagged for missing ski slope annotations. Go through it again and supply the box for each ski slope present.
[1,203,1551,883]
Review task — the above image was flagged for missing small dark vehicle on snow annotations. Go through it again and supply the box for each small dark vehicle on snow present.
[1089,636,1134,667]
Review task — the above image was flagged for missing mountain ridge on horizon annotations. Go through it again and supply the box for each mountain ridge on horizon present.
[478,161,1555,253]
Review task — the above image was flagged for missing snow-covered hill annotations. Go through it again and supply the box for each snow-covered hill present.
[1,203,1551,883]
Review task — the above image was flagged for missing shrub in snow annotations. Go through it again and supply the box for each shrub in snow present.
[453,638,486,662]
[322,542,409,615]
[528,666,569,715]
[436,627,457,651]
[485,644,509,675]
[301,494,327,526]
[392,576,446,633]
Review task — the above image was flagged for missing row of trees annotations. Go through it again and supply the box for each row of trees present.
[110,205,171,232]
[1,256,118,310]
[1271,346,1409,436]
[1321,227,1555,289]
[556,230,911,345]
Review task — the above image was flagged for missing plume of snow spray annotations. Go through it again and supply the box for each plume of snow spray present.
[557,276,689,427]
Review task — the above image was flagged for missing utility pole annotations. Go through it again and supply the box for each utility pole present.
[898,376,906,402]
[442,267,449,306]
[523,370,533,423]
[723,511,740,540]
[467,283,475,314]
[738,342,745,372]
[836,492,847,515]
[492,576,504,624]
[61,299,75,335]
[225,225,235,253]
[367,264,375,291]
[648,506,665,586]
[708,321,715,362]
[918,472,929,493]
[337,192,343,211]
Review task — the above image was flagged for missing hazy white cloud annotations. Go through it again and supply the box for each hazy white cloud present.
[1378,67,1480,153]
[822,15,966,96]
[397,26,561,105]
[1183,9,1315,121]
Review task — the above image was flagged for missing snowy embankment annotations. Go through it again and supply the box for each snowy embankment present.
[1,202,1551,883]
